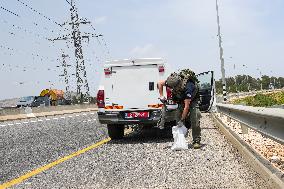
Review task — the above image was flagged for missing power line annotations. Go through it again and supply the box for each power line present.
[15,0,71,34]
[0,6,19,17]
[0,9,64,61]
[0,4,63,35]
[90,23,111,60]
[16,0,62,27]
[65,0,72,6]
[0,18,50,41]
[0,43,58,62]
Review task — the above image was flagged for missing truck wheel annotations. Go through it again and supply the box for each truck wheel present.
[107,124,124,140]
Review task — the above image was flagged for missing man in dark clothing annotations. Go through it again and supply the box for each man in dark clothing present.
[158,71,201,149]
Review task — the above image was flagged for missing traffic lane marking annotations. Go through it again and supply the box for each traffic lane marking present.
[0,109,97,122]
[0,138,111,189]
[0,111,98,128]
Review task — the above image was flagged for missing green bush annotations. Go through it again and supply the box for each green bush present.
[248,94,276,107]
[232,92,284,107]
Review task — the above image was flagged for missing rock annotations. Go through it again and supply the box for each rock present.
[270,156,281,164]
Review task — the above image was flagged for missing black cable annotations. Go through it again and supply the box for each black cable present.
[0,43,58,62]
[0,19,50,41]
[16,0,62,27]
[0,6,19,17]
[65,0,72,6]
[15,0,71,34]
[1,4,62,35]
[90,23,111,60]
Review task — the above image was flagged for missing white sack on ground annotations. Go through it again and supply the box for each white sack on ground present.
[171,125,188,150]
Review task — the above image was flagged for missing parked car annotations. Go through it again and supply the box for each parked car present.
[97,58,214,139]
[32,96,50,107]
[16,96,50,108]
[16,96,35,108]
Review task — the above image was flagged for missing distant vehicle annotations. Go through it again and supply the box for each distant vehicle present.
[33,96,50,107]
[96,58,215,139]
[16,96,50,108]
[40,89,65,106]
[16,96,35,108]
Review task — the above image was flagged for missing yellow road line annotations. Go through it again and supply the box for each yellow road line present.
[0,138,111,189]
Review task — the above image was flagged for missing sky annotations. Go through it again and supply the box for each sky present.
[0,0,284,100]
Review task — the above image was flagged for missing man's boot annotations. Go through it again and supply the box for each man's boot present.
[193,141,201,149]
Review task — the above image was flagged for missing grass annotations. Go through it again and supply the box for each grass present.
[232,92,284,107]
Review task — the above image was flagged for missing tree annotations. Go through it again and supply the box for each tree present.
[261,75,270,90]
[215,75,283,94]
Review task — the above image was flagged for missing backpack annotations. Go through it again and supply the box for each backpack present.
[171,69,199,103]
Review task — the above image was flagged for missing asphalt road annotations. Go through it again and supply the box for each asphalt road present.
[0,111,106,184]
[0,112,270,188]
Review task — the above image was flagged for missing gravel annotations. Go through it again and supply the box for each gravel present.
[217,113,284,173]
[8,113,270,189]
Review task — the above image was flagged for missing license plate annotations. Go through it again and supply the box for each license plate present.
[125,112,149,118]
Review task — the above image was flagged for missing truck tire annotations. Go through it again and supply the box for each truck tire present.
[107,124,124,140]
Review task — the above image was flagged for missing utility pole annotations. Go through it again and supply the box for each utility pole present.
[243,64,250,91]
[69,0,90,98]
[50,0,103,102]
[257,68,263,90]
[215,0,227,102]
[49,0,95,102]
[59,52,71,93]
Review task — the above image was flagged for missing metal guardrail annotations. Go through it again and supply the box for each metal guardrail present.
[216,103,284,144]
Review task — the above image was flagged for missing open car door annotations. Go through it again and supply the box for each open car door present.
[196,71,214,112]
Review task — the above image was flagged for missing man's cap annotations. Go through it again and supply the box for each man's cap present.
[166,73,181,88]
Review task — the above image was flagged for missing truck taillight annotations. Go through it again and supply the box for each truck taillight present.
[166,87,172,99]
[97,90,105,108]
[158,65,164,72]
[104,68,111,75]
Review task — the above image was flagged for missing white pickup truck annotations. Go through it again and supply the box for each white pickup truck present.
[97,58,214,139]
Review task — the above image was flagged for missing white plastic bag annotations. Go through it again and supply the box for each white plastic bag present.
[171,125,188,150]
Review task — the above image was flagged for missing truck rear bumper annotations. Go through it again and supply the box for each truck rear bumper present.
[97,109,178,125]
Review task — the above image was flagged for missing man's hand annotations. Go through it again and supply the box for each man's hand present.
[159,96,167,103]
[158,80,166,100]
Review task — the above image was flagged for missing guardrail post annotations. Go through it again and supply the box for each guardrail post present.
[227,116,231,123]
[240,123,248,134]
[25,107,35,118]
